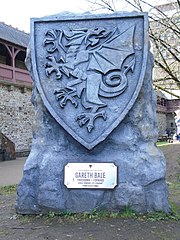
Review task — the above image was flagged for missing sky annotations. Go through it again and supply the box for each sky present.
[0,0,170,33]
[0,0,89,32]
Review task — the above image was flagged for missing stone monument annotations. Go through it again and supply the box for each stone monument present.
[16,12,170,214]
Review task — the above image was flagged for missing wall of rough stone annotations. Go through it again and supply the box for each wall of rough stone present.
[0,80,175,153]
[157,112,167,134]
[0,82,34,152]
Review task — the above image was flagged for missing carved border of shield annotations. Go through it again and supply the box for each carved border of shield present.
[30,12,149,150]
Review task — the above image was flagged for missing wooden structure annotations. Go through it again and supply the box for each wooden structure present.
[0,22,32,87]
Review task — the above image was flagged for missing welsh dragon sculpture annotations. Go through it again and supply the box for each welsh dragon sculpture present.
[44,26,135,132]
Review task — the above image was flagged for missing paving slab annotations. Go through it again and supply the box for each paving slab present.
[0,158,26,186]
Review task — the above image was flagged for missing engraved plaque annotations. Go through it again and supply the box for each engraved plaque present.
[64,163,117,189]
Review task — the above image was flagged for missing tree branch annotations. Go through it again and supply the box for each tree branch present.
[154,83,180,99]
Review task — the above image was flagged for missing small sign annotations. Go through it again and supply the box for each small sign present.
[64,163,117,189]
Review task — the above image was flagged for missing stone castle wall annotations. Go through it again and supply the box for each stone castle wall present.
[0,82,34,152]
[0,80,176,154]
[157,112,167,134]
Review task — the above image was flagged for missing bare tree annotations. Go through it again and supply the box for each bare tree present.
[87,0,180,98]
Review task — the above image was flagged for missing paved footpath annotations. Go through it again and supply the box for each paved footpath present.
[0,157,26,186]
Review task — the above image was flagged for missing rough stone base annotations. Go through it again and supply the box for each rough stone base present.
[16,53,170,214]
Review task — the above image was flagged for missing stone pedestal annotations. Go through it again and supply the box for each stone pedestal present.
[16,12,169,214]
[16,53,169,214]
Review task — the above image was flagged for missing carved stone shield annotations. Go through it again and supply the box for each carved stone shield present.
[31,12,148,149]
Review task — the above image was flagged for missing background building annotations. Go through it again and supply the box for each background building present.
[0,22,34,156]
[150,1,180,135]
[156,90,180,135]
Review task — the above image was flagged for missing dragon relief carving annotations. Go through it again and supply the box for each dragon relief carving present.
[43,26,136,132]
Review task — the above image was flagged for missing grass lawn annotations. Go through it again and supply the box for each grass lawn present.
[156,141,171,147]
